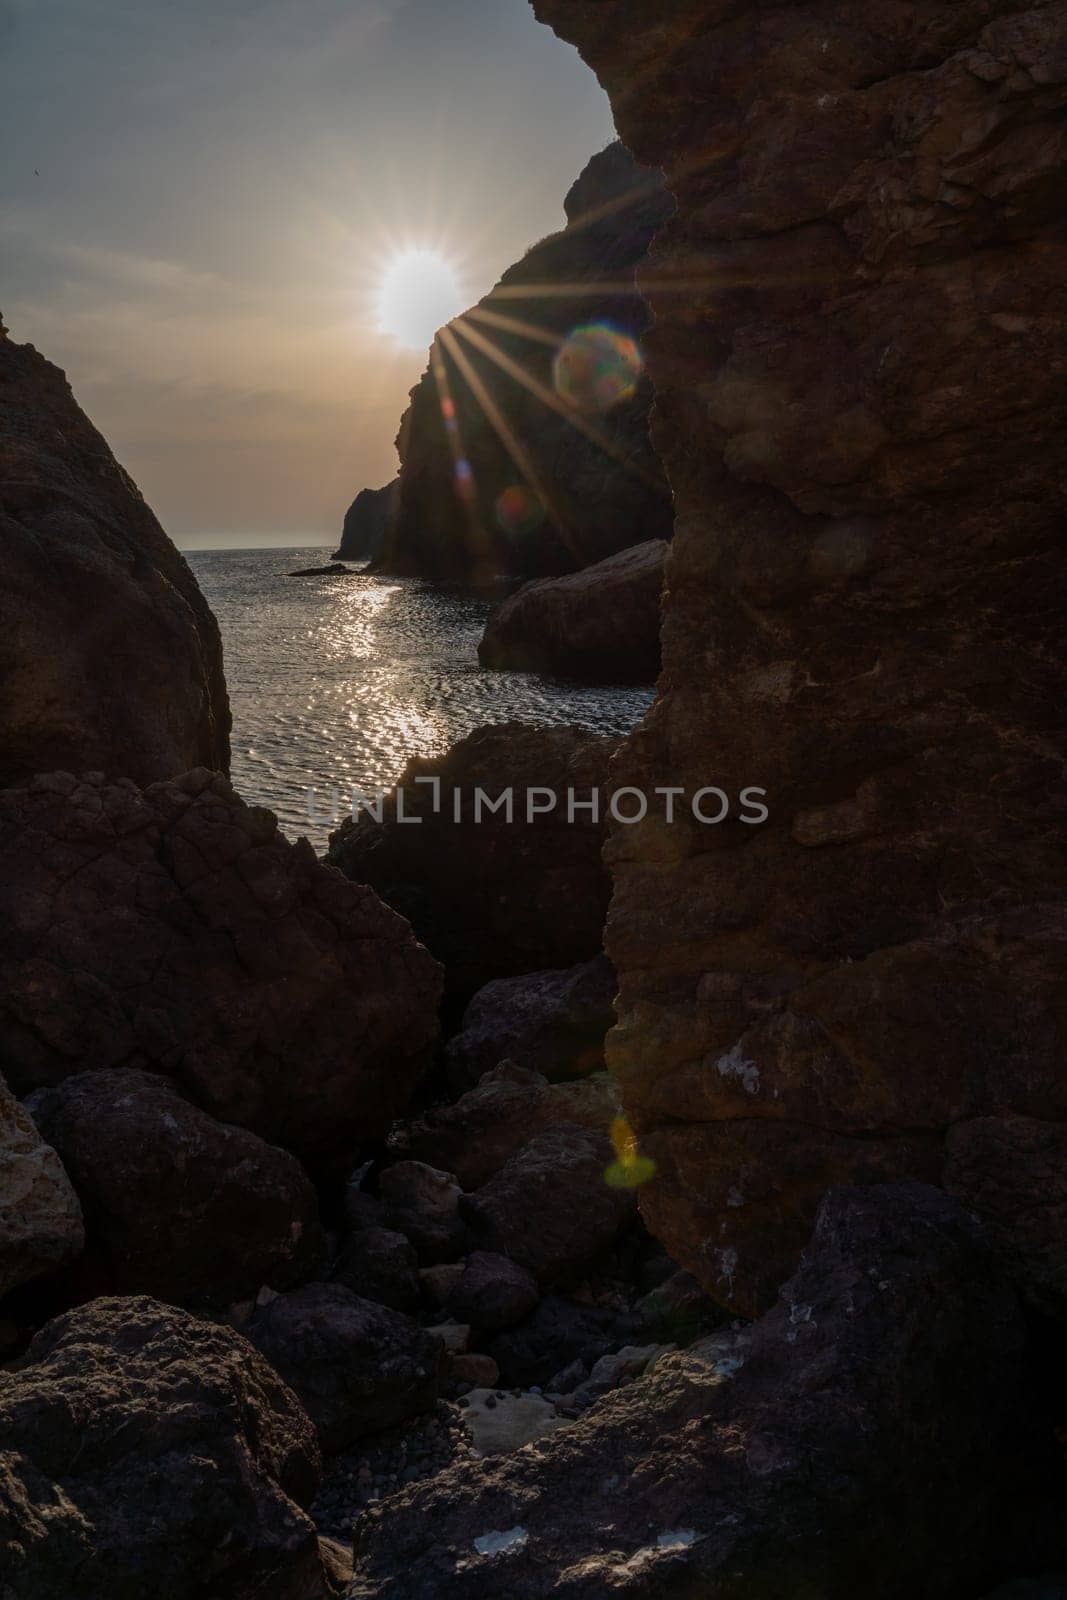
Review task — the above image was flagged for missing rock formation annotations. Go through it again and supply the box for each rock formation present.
[532,0,1067,1316]
[0,319,229,787]
[0,768,442,1177]
[333,480,398,563]
[377,142,675,583]
[444,955,617,1089]
[0,1074,83,1300]
[478,538,666,682]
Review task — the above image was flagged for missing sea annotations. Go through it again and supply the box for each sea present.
[187,547,655,853]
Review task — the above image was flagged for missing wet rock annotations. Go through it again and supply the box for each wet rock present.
[487,1295,622,1390]
[395,1064,621,1191]
[349,1184,1031,1597]
[461,1388,564,1458]
[479,539,666,683]
[444,955,618,1089]
[334,1226,421,1314]
[333,480,398,563]
[380,1161,466,1265]
[0,1295,334,1599]
[461,1124,636,1287]
[247,1283,446,1455]
[0,323,229,789]
[28,1068,323,1306]
[0,770,442,1178]
[328,722,616,1001]
[445,1252,540,1334]
[0,1073,83,1299]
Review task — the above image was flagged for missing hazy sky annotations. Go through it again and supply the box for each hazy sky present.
[0,0,615,547]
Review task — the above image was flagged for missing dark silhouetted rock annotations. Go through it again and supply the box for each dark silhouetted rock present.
[0,1295,336,1599]
[329,723,616,1000]
[287,562,357,577]
[379,1161,466,1266]
[529,0,1067,1318]
[349,1185,1031,1598]
[444,1252,540,1334]
[334,1226,421,1313]
[0,1073,83,1300]
[29,1068,324,1306]
[487,1294,621,1390]
[445,955,617,1089]
[479,538,665,682]
[395,1063,620,1191]
[0,322,229,788]
[378,144,674,584]
[247,1283,446,1454]
[0,769,442,1178]
[333,480,398,563]
[461,1124,636,1287]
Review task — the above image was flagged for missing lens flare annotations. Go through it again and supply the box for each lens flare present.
[495,484,545,538]
[553,323,644,413]
[604,1115,656,1190]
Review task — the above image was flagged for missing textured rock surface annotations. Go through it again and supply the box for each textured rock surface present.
[379,1162,466,1266]
[486,1294,621,1390]
[479,539,666,682]
[334,1226,421,1313]
[349,1185,1033,1598]
[395,1063,621,1191]
[0,1295,335,1600]
[0,1074,83,1300]
[29,1068,324,1306]
[0,769,442,1177]
[445,955,618,1089]
[329,723,616,1000]
[444,1252,540,1334]
[332,480,398,563]
[532,0,1067,1315]
[247,1283,446,1454]
[461,1124,636,1287]
[379,143,674,583]
[0,321,229,788]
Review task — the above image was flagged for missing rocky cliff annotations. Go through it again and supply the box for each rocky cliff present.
[532,1,1067,1315]
[0,316,230,786]
[333,479,398,563]
[377,142,675,584]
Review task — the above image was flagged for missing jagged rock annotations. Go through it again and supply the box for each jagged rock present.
[349,1185,1031,1598]
[0,769,442,1177]
[28,1068,323,1306]
[0,1295,337,1599]
[329,723,616,1000]
[461,1125,636,1287]
[531,0,1067,1317]
[0,1074,83,1299]
[334,1226,421,1313]
[479,539,666,682]
[395,1064,621,1191]
[333,480,398,563]
[379,144,674,583]
[566,1342,674,1412]
[247,1283,446,1455]
[487,1294,622,1390]
[445,955,618,1089]
[945,1116,1067,1320]
[0,322,229,788]
[444,1252,540,1334]
[380,1162,466,1266]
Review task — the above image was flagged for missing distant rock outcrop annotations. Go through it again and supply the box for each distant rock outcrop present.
[0,317,229,788]
[478,538,666,682]
[377,143,675,583]
[333,479,398,563]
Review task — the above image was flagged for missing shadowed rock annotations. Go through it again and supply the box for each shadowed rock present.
[333,480,398,563]
[0,1073,83,1300]
[445,955,618,1090]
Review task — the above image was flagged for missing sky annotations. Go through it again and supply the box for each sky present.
[0,0,616,547]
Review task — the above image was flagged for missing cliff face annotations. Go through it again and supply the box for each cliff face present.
[0,321,230,786]
[533,2,1067,1314]
[333,479,398,563]
[377,142,675,584]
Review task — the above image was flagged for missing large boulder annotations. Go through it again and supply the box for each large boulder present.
[531,0,1067,1316]
[395,1063,621,1191]
[334,1226,421,1313]
[332,480,398,563]
[246,1283,447,1454]
[0,769,442,1176]
[0,317,229,788]
[444,1252,540,1334]
[0,1075,83,1300]
[479,539,666,682]
[329,723,616,1000]
[29,1068,324,1306]
[378,143,674,584]
[379,1161,467,1266]
[349,1185,1034,1598]
[445,955,617,1089]
[0,1295,337,1599]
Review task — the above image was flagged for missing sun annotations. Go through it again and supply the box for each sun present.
[376,248,466,351]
